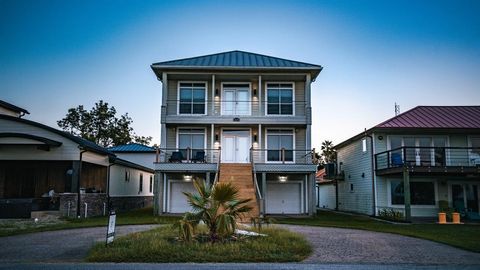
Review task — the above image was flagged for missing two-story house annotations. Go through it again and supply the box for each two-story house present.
[150,51,322,216]
[333,106,480,221]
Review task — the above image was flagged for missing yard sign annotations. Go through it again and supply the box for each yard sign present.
[106,211,116,245]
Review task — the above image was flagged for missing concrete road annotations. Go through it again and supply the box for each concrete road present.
[0,225,159,263]
[0,263,479,270]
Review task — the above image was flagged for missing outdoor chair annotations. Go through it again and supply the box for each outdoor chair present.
[169,151,184,163]
[191,150,206,163]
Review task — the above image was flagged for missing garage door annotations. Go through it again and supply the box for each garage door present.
[169,181,196,213]
[266,182,302,214]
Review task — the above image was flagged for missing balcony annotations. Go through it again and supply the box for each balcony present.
[154,148,220,172]
[375,147,480,176]
[161,101,311,125]
[250,148,317,173]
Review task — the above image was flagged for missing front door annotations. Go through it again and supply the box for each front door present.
[222,130,250,163]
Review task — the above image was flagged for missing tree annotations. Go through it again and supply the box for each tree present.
[57,100,152,147]
[320,140,336,164]
[174,178,253,243]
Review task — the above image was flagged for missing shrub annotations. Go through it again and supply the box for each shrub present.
[378,207,404,222]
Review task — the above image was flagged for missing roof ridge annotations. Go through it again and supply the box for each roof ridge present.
[152,50,241,66]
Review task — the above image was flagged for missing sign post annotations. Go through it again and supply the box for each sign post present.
[106,210,116,245]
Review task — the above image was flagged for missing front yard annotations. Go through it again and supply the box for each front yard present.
[0,208,179,237]
[87,225,311,263]
[276,210,480,253]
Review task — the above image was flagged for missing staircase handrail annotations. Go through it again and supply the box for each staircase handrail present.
[213,147,221,186]
[250,148,263,216]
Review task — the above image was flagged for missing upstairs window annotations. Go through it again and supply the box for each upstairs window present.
[149,175,153,193]
[179,82,206,115]
[266,83,294,115]
[139,173,143,193]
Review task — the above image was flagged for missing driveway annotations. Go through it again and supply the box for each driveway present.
[280,224,480,265]
[0,225,159,263]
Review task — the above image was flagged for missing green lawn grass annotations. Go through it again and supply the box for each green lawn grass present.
[275,210,480,253]
[87,226,311,263]
[0,208,180,237]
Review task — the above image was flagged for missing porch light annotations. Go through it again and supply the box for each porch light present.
[279,175,287,182]
[215,134,219,142]
[253,134,258,142]
[183,175,193,182]
[253,88,257,96]
[215,88,219,97]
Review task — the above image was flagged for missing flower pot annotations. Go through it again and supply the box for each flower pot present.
[438,212,447,224]
[452,212,460,224]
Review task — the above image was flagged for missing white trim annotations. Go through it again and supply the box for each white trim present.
[176,81,208,116]
[220,127,252,163]
[265,128,296,164]
[387,178,439,208]
[264,81,296,116]
[220,82,252,116]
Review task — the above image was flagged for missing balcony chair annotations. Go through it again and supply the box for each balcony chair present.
[169,151,184,163]
[191,150,206,163]
[391,153,403,166]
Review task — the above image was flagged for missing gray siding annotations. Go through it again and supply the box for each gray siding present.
[336,137,374,215]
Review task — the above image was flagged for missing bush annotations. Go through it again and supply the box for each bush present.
[378,208,404,222]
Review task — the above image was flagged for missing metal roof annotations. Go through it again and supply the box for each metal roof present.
[335,106,480,149]
[0,99,30,115]
[151,50,323,80]
[108,143,156,153]
[375,106,480,129]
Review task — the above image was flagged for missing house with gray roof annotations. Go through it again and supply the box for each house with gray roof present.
[330,106,480,221]
[151,50,322,216]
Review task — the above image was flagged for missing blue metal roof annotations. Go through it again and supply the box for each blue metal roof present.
[108,143,156,153]
[152,50,322,68]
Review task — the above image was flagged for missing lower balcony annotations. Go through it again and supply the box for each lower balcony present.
[375,147,480,176]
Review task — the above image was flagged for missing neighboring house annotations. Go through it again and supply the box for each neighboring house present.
[151,50,322,216]
[0,99,29,118]
[108,143,157,169]
[0,104,154,218]
[333,106,480,220]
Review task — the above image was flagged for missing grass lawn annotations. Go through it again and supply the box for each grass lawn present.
[0,208,180,237]
[275,210,480,253]
[87,226,311,263]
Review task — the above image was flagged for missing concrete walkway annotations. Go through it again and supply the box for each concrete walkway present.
[280,224,480,265]
[0,225,159,263]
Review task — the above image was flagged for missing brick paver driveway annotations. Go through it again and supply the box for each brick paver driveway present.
[281,224,480,265]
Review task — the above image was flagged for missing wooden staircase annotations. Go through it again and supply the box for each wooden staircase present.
[218,163,259,221]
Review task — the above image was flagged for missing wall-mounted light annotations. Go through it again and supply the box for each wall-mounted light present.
[279,175,287,182]
[215,88,219,97]
[253,88,257,96]
[253,134,258,143]
[215,133,219,142]
[183,174,192,182]
[361,172,365,178]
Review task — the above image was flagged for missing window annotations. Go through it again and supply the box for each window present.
[124,170,130,182]
[179,82,206,114]
[390,181,435,205]
[178,128,205,160]
[149,175,153,193]
[267,129,294,162]
[266,83,293,115]
[139,173,143,193]
[471,137,480,155]
[362,139,367,152]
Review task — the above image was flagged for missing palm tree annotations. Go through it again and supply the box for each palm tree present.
[174,178,253,242]
[321,140,336,164]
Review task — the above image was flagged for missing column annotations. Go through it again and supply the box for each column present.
[403,165,411,222]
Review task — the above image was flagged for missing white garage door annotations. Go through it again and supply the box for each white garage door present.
[169,181,196,213]
[266,182,302,214]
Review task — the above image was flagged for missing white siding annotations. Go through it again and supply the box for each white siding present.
[114,153,156,169]
[336,137,374,215]
[109,164,154,197]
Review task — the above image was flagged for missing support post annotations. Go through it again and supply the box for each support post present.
[261,172,266,214]
[153,172,163,215]
[403,165,411,222]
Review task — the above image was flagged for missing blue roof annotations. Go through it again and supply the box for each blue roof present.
[151,50,323,80]
[108,143,156,153]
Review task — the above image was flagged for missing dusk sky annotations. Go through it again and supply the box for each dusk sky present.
[1,0,479,149]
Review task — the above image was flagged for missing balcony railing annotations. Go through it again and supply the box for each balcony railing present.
[162,100,310,117]
[250,148,315,164]
[375,147,480,171]
[155,148,221,164]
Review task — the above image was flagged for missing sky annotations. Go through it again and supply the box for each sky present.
[1,0,479,149]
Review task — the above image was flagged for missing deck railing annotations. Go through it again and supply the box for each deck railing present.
[155,148,221,164]
[250,148,315,164]
[375,147,480,171]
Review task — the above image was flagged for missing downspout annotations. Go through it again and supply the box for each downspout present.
[364,129,376,216]
[77,148,87,218]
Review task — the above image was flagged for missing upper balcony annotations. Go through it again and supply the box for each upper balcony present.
[375,146,480,176]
